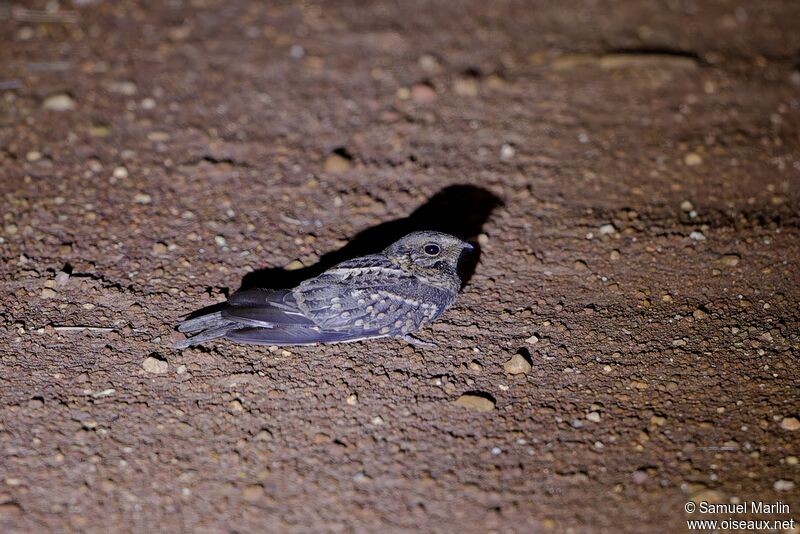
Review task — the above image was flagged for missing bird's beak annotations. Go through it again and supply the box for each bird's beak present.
[462,242,475,251]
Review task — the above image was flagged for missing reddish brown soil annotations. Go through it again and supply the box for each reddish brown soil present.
[1,1,799,532]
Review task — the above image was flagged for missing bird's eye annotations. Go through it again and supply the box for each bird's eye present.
[423,243,441,256]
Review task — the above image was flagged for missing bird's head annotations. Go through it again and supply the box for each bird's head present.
[384,231,474,281]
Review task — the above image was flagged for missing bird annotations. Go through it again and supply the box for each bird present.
[174,231,474,348]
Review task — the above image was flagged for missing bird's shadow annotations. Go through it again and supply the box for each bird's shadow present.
[186,185,502,319]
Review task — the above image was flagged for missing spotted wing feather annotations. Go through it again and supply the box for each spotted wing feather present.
[295,255,450,337]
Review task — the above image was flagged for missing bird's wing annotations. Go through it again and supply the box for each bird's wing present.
[221,288,314,327]
[295,255,443,335]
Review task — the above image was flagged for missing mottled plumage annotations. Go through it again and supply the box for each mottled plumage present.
[174,231,473,348]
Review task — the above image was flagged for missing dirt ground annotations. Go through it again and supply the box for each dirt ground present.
[1,1,799,532]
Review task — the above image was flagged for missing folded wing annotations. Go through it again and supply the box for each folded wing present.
[174,256,448,348]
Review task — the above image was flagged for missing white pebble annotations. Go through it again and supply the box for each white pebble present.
[689,231,706,241]
[599,224,617,235]
[43,93,76,111]
[500,144,516,161]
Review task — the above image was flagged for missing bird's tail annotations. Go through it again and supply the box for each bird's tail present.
[174,312,238,349]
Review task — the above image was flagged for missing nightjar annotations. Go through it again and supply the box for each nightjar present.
[174,231,474,348]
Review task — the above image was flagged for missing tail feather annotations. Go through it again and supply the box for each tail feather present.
[225,325,371,346]
[177,311,225,333]
[173,324,237,349]
[174,311,239,348]
[175,289,316,348]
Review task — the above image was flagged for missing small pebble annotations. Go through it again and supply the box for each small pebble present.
[43,93,76,111]
[453,393,495,412]
[418,54,441,73]
[324,153,352,172]
[285,259,304,271]
[680,200,694,212]
[774,480,795,491]
[499,144,516,161]
[503,353,532,375]
[684,153,703,166]
[243,484,264,500]
[719,254,740,267]
[133,193,152,204]
[147,131,170,142]
[411,83,437,103]
[689,231,706,241]
[586,411,601,423]
[780,417,800,431]
[41,288,56,298]
[599,224,617,235]
[453,76,480,97]
[142,356,169,374]
[54,271,70,286]
[108,81,137,95]
[650,415,667,426]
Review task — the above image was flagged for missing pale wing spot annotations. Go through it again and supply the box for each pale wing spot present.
[379,327,391,334]
[377,290,421,308]
[328,267,406,278]
[421,302,438,319]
